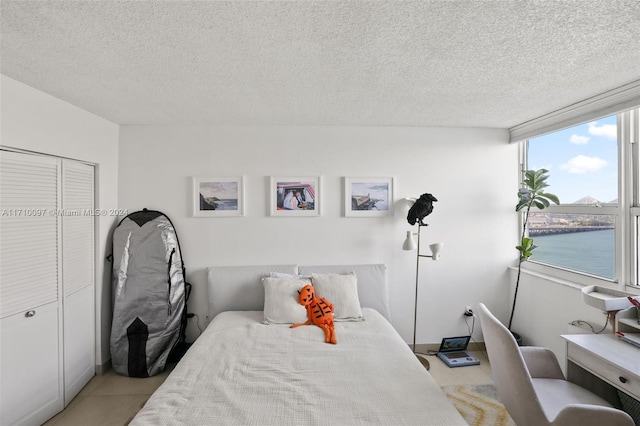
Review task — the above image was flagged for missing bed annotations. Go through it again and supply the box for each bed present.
[130,264,466,425]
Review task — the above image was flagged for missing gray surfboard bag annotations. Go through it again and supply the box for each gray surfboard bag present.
[110,209,190,377]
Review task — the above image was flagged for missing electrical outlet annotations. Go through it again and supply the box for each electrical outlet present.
[464,306,474,317]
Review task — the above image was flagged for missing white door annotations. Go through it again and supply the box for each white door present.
[62,159,95,405]
[0,302,62,426]
[0,151,96,423]
[0,150,64,425]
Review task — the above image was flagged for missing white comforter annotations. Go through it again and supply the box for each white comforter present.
[131,308,465,425]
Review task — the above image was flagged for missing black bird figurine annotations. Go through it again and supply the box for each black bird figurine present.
[407,193,438,226]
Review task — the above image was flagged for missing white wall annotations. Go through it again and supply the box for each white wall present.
[509,268,616,372]
[2,74,613,367]
[119,125,518,344]
[1,75,119,367]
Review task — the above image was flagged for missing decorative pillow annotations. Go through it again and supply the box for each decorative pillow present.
[262,277,310,324]
[311,272,364,321]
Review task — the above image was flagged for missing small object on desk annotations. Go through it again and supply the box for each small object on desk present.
[626,297,640,324]
[615,331,640,348]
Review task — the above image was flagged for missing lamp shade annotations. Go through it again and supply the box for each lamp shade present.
[402,231,417,250]
[429,242,444,260]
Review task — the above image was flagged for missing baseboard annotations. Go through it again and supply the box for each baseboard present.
[96,358,112,376]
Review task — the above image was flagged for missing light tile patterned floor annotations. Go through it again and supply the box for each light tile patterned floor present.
[43,366,174,426]
[44,351,491,426]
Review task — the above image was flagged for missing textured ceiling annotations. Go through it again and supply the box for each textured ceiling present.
[1,1,639,128]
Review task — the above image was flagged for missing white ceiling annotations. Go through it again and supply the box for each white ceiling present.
[1,1,639,128]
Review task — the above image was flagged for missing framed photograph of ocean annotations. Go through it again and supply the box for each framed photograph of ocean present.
[344,177,393,217]
[193,176,244,217]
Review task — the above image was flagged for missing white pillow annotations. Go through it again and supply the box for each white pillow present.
[269,271,312,280]
[311,272,364,321]
[262,277,309,324]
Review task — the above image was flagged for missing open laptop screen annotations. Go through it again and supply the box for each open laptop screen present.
[437,335,479,367]
[439,336,471,353]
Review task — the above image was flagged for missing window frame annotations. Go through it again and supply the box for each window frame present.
[520,108,639,289]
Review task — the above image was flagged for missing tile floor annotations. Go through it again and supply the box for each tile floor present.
[43,366,175,426]
[44,350,492,426]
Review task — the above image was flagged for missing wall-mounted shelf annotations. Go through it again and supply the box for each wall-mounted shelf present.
[582,285,636,312]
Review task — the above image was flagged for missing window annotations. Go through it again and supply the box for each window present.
[528,115,619,205]
[528,212,615,279]
[524,109,639,287]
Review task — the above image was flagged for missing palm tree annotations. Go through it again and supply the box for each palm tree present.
[508,169,559,330]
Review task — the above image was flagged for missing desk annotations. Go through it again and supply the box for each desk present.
[562,334,640,401]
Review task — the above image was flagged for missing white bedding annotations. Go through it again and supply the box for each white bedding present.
[131,308,465,425]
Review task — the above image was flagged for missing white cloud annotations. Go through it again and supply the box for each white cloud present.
[588,121,617,139]
[560,155,607,174]
[569,134,589,144]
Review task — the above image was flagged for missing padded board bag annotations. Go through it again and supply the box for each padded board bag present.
[110,209,189,377]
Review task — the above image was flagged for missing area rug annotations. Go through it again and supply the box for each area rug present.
[441,384,515,426]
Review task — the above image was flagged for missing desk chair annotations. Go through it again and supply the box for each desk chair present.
[477,303,633,426]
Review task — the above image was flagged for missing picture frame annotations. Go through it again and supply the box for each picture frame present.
[192,176,244,217]
[344,177,394,217]
[270,176,320,217]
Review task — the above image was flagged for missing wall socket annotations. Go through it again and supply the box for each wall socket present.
[464,306,474,317]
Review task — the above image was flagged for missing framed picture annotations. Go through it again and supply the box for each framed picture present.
[344,177,393,217]
[193,176,244,217]
[270,177,320,216]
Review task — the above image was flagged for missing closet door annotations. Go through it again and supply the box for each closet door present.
[0,150,64,426]
[62,159,95,406]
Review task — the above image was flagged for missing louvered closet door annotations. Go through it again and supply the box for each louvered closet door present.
[62,159,95,406]
[0,150,64,426]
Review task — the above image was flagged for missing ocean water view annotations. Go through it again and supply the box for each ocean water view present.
[214,199,239,210]
[530,229,615,279]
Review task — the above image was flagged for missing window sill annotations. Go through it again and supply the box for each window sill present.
[509,263,621,292]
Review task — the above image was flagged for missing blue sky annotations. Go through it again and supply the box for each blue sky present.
[527,114,617,204]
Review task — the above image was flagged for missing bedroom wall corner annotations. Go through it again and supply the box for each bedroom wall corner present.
[1,74,120,369]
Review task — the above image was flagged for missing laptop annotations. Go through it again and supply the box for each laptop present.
[436,336,480,368]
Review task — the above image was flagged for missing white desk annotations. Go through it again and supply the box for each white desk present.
[562,334,640,401]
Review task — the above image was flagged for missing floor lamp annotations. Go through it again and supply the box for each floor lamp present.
[403,224,443,370]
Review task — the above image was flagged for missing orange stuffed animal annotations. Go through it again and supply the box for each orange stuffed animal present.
[290,284,337,344]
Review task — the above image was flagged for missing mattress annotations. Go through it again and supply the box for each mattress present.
[131,308,465,425]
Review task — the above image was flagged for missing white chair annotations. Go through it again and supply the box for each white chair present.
[477,303,633,426]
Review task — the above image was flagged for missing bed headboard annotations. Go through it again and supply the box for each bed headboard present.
[298,264,389,320]
[207,264,390,322]
[207,265,297,321]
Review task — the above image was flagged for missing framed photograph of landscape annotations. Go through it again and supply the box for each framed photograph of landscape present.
[193,176,244,217]
[344,177,393,217]
[270,176,320,217]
